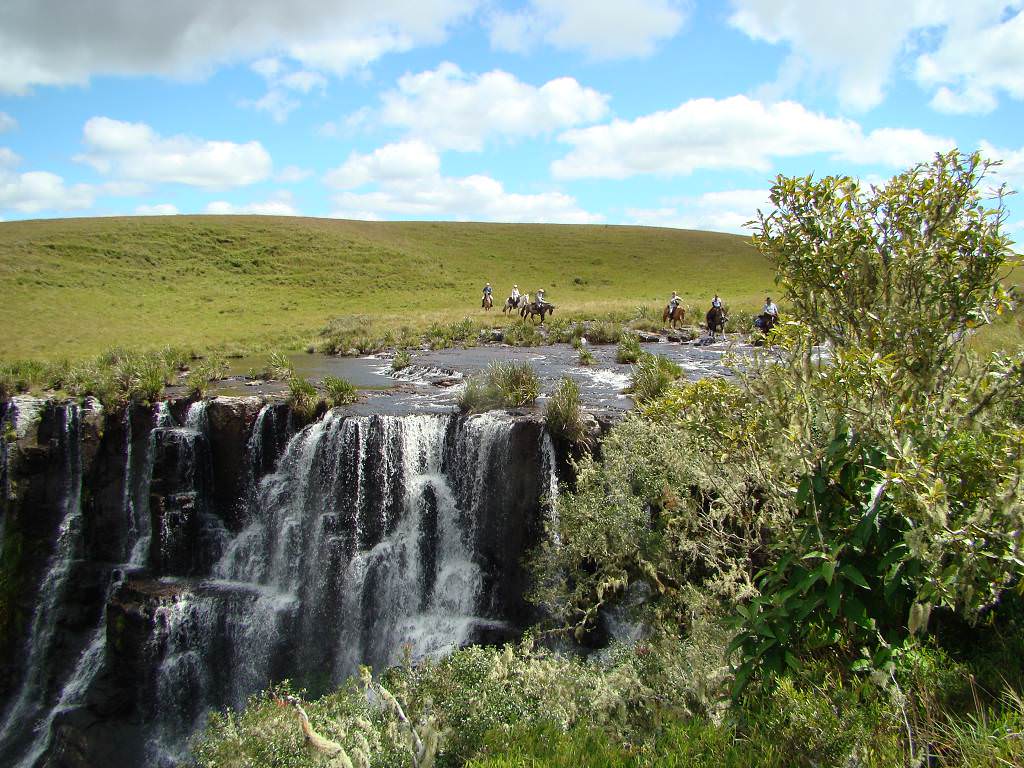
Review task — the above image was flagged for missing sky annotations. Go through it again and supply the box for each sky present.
[0,0,1022,237]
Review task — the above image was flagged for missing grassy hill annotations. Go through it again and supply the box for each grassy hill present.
[0,215,773,360]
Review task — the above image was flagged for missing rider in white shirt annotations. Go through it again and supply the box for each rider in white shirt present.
[711,294,723,309]
[536,288,546,306]
[511,284,521,303]
[762,297,779,317]
[668,291,681,312]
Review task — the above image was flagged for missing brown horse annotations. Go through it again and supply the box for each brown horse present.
[482,294,493,310]
[706,306,727,338]
[663,304,685,329]
[521,301,555,323]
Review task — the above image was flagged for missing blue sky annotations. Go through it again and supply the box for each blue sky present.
[1,0,1022,237]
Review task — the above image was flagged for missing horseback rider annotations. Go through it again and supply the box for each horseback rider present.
[482,282,493,308]
[510,284,521,307]
[482,282,492,300]
[711,293,723,310]
[755,296,779,330]
[535,287,546,308]
[666,291,681,315]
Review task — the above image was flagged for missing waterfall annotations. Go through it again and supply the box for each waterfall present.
[141,409,529,761]
[0,404,83,757]
[540,431,561,546]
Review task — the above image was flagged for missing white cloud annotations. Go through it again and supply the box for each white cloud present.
[0,112,15,132]
[488,0,689,59]
[0,147,20,167]
[627,188,772,234]
[135,203,179,215]
[0,169,94,213]
[377,62,609,151]
[245,57,327,122]
[325,140,599,223]
[729,1,1024,113]
[552,95,953,179]
[917,6,1024,115]
[205,191,298,215]
[980,140,1024,192]
[0,0,478,93]
[78,116,272,188]
[276,165,313,183]
[324,140,441,189]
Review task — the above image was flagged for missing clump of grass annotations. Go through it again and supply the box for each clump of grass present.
[459,361,540,412]
[287,375,322,420]
[585,320,622,344]
[629,352,682,402]
[267,350,294,380]
[545,377,590,446]
[183,355,229,398]
[578,347,595,366]
[391,349,412,372]
[616,332,642,363]
[426,317,484,350]
[323,375,359,407]
[504,320,546,347]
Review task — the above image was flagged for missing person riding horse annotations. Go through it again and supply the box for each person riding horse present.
[706,294,727,337]
[481,282,493,310]
[754,296,779,332]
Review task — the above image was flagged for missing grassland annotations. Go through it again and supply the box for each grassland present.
[0,215,773,361]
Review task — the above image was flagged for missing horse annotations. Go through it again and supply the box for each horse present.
[706,306,727,339]
[521,301,555,324]
[753,313,778,333]
[482,294,493,310]
[663,304,685,329]
[503,296,521,314]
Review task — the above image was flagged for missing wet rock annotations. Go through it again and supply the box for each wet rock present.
[635,331,662,343]
[206,396,262,529]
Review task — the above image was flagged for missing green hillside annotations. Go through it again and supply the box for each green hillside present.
[0,215,772,360]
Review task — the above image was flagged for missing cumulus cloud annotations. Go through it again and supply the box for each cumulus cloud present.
[0,169,95,213]
[552,95,953,179]
[917,6,1024,114]
[729,1,1024,113]
[276,165,313,183]
[377,62,609,151]
[205,191,298,215]
[0,112,16,132]
[979,140,1024,192]
[78,116,272,188]
[0,147,20,167]
[627,188,772,234]
[325,140,599,223]
[324,140,441,189]
[135,203,179,215]
[0,0,477,93]
[245,57,327,122]
[488,0,689,59]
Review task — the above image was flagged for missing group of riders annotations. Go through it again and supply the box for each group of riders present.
[667,291,780,335]
[482,281,779,333]
[481,283,552,318]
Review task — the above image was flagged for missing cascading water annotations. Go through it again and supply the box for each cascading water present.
[143,409,535,764]
[0,404,83,760]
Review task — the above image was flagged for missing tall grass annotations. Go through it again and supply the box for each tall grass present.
[323,376,359,407]
[459,361,540,412]
[629,353,682,402]
[544,378,589,446]
[616,333,642,364]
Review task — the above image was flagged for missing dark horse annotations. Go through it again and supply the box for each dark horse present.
[521,301,555,323]
[706,306,727,338]
[753,313,778,333]
[663,304,685,329]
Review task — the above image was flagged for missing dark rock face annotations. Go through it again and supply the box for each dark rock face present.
[0,396,563,768]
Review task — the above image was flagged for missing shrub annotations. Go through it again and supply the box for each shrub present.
[459,361,540,412]
[616,333,642,363]
[267,350,294,379]
[504,320,546,347]
[322,375,359,407]
[287,375,321,420]
[629,353,682,403]
[585,320,622,344]
[578,347,595,366]
[545,378,589,446]
[391,349,412,371]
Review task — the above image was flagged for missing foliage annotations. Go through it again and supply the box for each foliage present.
[578,347,595,366]
[544,377,589,446]
[628,353,682,403]
[322,375,359,407]
[391,349,412,372]
[267,350,295,379]
[459,361,540,412]
[503,320,546,347]
[287,375,321,420]
[615,333,642,364]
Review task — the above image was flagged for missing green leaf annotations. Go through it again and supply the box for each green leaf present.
[826,579,842,616]
[821,560,836,585]
[840,563,871,590]
[784,651,801,672]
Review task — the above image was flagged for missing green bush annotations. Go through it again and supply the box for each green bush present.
[578,347,596,366]
[584,321,622,344]
[545,378,589,446]
[267,350,294,379]
[322,375,358,407]
[628,353,682,403]
[459,361,540,412]
[287,375,321,420]
[504,320,546,347]
[616,333,642,364]
[391,349,412,372]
